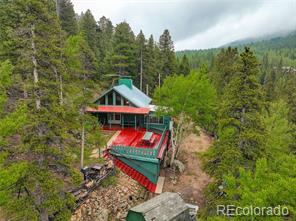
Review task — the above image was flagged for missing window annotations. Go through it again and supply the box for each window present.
[115,93,121,105]
[114,114,121,121]
[107,92,113,105]
[99,97,105,105]
[123,98,130,106]
[148,116,164,124]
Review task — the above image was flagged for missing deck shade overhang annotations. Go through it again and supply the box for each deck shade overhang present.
[86,106,150,115]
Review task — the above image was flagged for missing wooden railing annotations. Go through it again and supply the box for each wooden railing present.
[110,126,168,159]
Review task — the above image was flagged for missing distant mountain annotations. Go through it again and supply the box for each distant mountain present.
[176,30,296,68]
[222,31,296,48]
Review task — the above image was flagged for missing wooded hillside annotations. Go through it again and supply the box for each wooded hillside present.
[0,0,295,220]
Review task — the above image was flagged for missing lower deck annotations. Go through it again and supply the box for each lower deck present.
[110,128,161,148]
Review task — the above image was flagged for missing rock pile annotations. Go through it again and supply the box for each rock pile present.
[71,171,148,221]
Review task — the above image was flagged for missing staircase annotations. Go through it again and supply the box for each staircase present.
[103,151,157,192]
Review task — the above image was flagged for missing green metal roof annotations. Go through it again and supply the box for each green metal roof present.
[94,78,152,108]
[127,192,189,221]
[113,84,151,107]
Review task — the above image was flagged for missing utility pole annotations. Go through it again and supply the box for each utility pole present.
[146,84,149,96]
[140,46,143,91]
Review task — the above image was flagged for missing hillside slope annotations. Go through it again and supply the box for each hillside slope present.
[177,31,296,68]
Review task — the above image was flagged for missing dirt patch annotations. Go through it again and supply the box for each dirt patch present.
[162,130,213,207]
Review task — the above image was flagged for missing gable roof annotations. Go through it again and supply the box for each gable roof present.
[113,84,151,108]
[95,80,152,108]
[128,192,189,221]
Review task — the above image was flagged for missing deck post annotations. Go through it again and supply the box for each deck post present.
[122,114,124,129]
[135,115,137,130]
[109,113,111,129]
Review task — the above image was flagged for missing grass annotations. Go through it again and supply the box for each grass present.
[101,175,118,187]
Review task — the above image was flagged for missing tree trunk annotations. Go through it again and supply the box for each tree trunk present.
[170,113,185,166]
[59,74,63,105]
[31,24,41,110]
[55,0,60,17]
[80,123,85,169]
[55,0,64,106]
[170,124,176,166]
[51,65,64,105]
[158,73,161,87]
[40,209,49,221]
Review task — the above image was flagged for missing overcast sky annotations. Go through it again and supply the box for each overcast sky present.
[71,0,296,50]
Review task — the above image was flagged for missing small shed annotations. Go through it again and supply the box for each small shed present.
[126,192,191,221]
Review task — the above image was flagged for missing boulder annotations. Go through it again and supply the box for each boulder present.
[172,159,185,173]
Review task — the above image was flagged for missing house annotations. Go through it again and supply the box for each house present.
[126,192,192,221]
[86,77,172,192]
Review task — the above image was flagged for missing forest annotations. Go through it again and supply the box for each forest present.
[0,0,295,220]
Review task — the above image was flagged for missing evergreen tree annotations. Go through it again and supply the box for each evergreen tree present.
[178,55,190,75]
[159,29,176,82]
[97,16,114,77]
[97,16,113,61]
[111,22,136,77]
[63,34,102,169]
[145,35,159,94]
[136,30,147,89]
[0,1,77,219]
[221,100,296,220]
[205,47,266,178]
[210,47,239,95]
[58,0,78,36]
[78,10,100,57]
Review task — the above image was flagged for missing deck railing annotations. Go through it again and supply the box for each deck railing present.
[110,126,168,159]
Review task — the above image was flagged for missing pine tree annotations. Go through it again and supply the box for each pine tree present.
[159,29,176,81]
[221,101,296,220]
[111,22,136,77]
[58,0,78,36]
[0,1,76,219]
[97,16,113,61]
[78,9,100,57]
[136,30,147,89]
[178,55,190,75]
[210,47,239,95]
[145,35,158,94]
[63,34,101,169]
[97,16,114,77]
[205,47,266,178]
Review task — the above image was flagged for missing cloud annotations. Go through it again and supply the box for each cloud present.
[175,0,296,50]
[71,0,296,50]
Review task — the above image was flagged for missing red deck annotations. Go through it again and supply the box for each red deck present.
[110,128,161,148]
